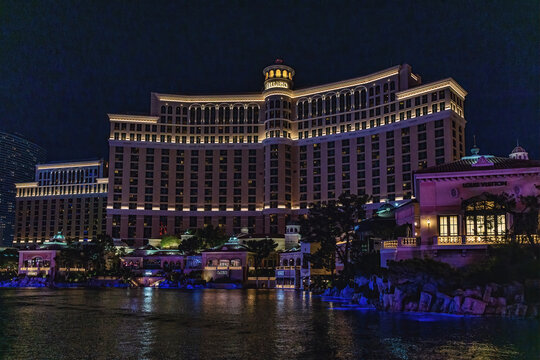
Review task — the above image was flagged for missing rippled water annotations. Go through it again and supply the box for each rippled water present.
[0,289,538,359]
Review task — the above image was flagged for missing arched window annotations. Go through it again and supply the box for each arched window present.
[219,259,230,267]
[361,89,367,108]
[231,259,241,267]
[463,197,507,240]
[247,106,253,123]
[276,69,282,77]
[282,70,288,78]
[265,72,269,80]
[210,107,216,124]
[204,107,210,124]
[219,106,225,124]
[225,107,230,123]
[167,106,172,114]
[298,102,303,120]
[233,107,239,123]
[239,107,245,123]
[269,70,274,78]
[383,83,389,92]
[161,105,166,113]
[316,98,323,115]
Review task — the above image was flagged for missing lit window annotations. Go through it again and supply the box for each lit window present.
[439,215,458,236]
[276,69,282,77]
[282,70,288,78]
[269,70,274,78]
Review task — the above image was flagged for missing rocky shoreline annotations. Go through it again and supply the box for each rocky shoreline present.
[320,276,540,318]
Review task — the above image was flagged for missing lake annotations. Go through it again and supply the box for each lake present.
[0,289,538,359]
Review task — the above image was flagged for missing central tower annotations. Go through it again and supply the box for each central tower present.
[262,59,297,234]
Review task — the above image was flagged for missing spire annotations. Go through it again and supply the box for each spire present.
[471,135,480,156]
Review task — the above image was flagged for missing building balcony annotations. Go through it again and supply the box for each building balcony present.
[437,235,505,245]
[382,240,398,249]
[382,237,419,249]
[58,268,86,272]
[384,234,539,249]
[516,234,540,244]
[19,267,50,272]
[399,237,419,247]
[204,266,243,271]
[276,266,301,270]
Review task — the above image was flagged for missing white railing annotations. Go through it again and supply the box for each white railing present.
[19,267,50,271]
[464,235,505,245]
[516,234,540,244]
[382,240,398,249]
[205,266,243,270]
[437,236,462,245]
[399,237,418,247]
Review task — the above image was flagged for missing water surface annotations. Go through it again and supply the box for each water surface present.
[0,289,538,359]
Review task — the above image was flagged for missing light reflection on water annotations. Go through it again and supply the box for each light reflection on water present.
[0,289,538,360]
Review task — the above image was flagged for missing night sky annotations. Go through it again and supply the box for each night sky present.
[1,0,538,161]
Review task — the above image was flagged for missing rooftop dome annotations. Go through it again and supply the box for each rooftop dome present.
[509,143,528,160]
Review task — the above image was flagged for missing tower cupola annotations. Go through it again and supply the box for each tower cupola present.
[263,59,295,91]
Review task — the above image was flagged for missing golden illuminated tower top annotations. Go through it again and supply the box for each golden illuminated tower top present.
[263,59,295,91]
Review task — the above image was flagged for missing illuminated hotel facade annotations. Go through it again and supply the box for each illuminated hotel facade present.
[13,160,108,247]
[107,61,467,242]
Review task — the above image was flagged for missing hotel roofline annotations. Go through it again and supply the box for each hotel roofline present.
[35,160,104,170]
[150,64,466,104]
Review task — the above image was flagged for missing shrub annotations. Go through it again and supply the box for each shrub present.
[460,243,540,286]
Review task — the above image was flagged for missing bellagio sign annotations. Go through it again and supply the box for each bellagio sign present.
[264,80,289,90]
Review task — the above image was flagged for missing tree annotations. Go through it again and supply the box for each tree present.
[245,238,278,287]
[190,225,228,250]
[0,249,18,280]
[300,201,338,282]
[178,236,203,255]
[513,195,540,257]
[300,193,371,282]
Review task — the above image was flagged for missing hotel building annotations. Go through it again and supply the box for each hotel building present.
[0,131,45,246]
[380,145,540,268]
[13,160,108,247]
[107,60,467,242]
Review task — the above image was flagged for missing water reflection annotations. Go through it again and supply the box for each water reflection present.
[0,289,538,359]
